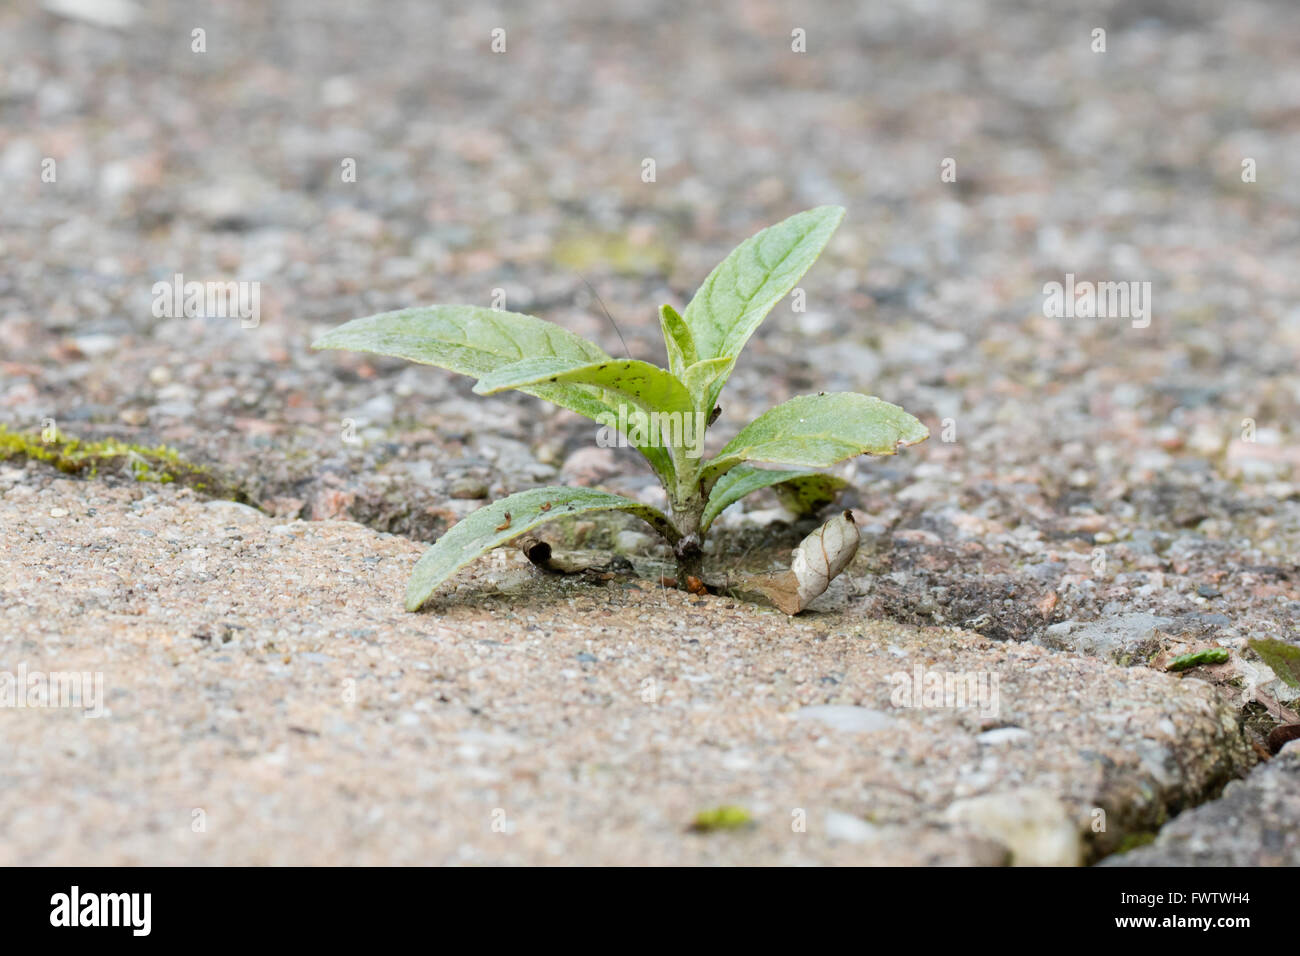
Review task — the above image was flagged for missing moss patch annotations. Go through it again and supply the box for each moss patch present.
[551,233,673,276]
[0,425,246,501]
[689,805,753,832]
[1112,831,1158,854]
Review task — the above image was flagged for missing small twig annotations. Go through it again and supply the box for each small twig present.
[1254,687,1300,725]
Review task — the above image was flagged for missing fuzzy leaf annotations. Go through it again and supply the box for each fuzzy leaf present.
[659,304,697,380]
[770,472,849,516]
[682,205,844,407]
[312,305,613,421]
[313,306,673,481]
[474,357,694,416]
[702,392,928,489]
[406,487,674,611]
[1248,638,1300,689]
[701,464,847,532]
[474,356,698,471]
[680,357,735,411]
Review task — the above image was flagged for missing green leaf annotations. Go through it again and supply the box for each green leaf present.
[474,357,694,416]
[701,392,928,490]
[474,356,700,472]
[682,205,845,407]
[701,464,848,532]
[406,487,674,611]
[1248,638,1300,688]
[770,472,849,516]
[312,305,613,422]
[659,304,697,380]
[680,357,734,412]
[313,305,674,482]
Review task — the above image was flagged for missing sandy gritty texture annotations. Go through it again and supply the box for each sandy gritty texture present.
[1,476,1253,865]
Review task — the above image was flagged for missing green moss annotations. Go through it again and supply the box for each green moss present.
[1113,831,1158,854]
[552,233,673,276]
[0,425,241,498]
[690,805,753,832]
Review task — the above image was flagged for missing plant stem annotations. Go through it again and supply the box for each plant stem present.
[674,533,703,582]
[669,477,705,583]
[666,420,709,584]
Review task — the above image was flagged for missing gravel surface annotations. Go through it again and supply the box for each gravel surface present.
[2,0,1299,864]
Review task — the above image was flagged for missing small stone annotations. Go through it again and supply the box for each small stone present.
[534,441,564,466]
[824,810,878,843]
[560,447,617,486]
[1068,469,1094,488]
[264,497,305,517]
[1188,425,1226,457]
[1155,426,1184,451]
[977,727,1032,745]
[1037,592,1059,619]
[448,477,489,500]
[71,333,118,357]
[794,705,896,733]
[614,530,654,555]
[310,489,355,520]
[944,789,1081,866]
[203,500,263,523]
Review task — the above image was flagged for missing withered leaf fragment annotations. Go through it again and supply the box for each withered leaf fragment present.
[740,510,860,615]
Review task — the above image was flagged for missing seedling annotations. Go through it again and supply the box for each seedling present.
[313,206,928,611]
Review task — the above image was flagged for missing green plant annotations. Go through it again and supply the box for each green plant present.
[1166,648,1230,672]
[313,206,928,611]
